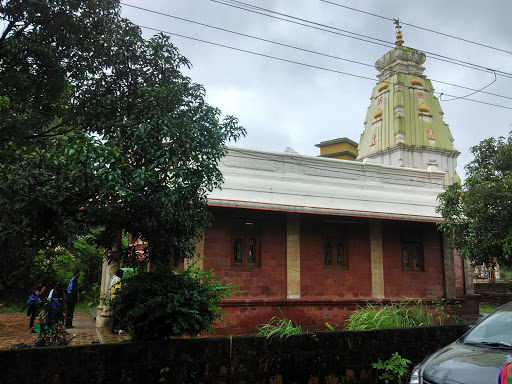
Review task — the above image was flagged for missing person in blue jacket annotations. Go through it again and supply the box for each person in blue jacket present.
[65,270,82,328]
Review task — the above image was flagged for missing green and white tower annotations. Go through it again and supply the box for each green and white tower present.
[357,27,460,186]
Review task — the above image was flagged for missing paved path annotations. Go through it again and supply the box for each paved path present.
[0,312,128,350]
[0,312,488,350]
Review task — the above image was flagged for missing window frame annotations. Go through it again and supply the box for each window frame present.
[323,235,349,270]
[400,231,424,272]
[231,221,261,268]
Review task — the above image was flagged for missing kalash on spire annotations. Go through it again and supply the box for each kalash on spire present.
[356,24,460,187]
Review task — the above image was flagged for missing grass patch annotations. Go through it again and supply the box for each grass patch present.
[257,315,302,339]
[345,299,441,330]
[0,300,94,314]
[0,302,26,313]
[75,300,93,313]
[479,303,498,313]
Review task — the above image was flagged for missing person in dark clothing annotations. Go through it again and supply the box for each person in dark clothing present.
[65,270,82,328]
[27,280,46,329]
[47,283,65,328]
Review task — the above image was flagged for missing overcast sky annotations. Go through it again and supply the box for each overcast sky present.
[121,0,512,180]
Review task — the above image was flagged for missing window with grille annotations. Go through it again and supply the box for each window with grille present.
[324,237,347,268]
[401,231,424,271]
[232,221,260,267]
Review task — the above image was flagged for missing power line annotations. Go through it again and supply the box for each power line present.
[214,0,394,46]
[208,0,512,79]
[440,71,496,102]
[220,0,512,78]
[121,3,374,70]
[320,0,512,56]
[137,24,512,111]
[139,25,376,82]
[122,2,512,102]
[204,0,394,50]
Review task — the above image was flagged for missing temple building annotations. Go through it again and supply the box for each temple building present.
[97,28,476,332]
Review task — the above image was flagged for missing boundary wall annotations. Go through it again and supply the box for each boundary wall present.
[1,325,468,384]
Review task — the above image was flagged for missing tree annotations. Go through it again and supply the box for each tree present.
[437,134,512,267]
[0,0,245,288]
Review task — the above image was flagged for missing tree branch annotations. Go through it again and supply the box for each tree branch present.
[23,121,77,139]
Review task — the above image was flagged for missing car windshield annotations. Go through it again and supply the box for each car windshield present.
[463,304,512,347]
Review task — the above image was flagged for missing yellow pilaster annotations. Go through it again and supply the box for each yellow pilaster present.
[370,221,385,299]
[185,234,205,271]
[287,215,301,299]
[96,252,119,328]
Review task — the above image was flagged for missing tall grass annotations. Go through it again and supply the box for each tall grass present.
[345,299,436,330]
[257,316,302,339]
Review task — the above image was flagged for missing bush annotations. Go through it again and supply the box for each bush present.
[372,352,411,384]
[34,299,74,347]
[111,267,240,341]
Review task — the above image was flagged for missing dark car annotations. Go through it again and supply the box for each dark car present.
[410,302,512,384]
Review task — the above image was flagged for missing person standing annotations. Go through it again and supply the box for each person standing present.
[65,270,81,328]
[109,268,124,334]
[47,283,64,328]
[27,280,46,329]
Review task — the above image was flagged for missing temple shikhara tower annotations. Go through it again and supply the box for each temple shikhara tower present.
[357,27,460,186]
[98,28,476,333]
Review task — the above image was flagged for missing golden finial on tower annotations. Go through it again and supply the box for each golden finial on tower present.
[394,18,404,46]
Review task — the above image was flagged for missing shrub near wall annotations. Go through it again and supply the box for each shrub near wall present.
[0,325,468,384]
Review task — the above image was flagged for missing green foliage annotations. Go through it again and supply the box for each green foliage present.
[479,303,498,313]
[0,0,245,279]
[430,293,461,325]
[29,228,104,289]
[346,298,462,331]
[372,352,411,384]
[111,267,241,341]
[82,284,102,308]
[325,322,336,331]
[500,267,512,280]
[0,302,26,313]
[34,300,74,347]
[437,134,512,267]
[345,300,435,330]
[159,367,171,383]
[256,314,302,339]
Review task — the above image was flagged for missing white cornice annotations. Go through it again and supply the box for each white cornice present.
[208,146,446,220]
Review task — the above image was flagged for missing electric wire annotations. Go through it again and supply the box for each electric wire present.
[320,0,512,56]
[219,0,512,78]
[139,25,377,82]
[211,0,394,46]
[208,0,512,79]
[122,3,512,102]
[204,0,395,49]
[440,71,496,102]
[138,24,512,111]
[121,3,374,70]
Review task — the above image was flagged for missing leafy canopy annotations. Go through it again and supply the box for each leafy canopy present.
[437,134,512,267]
[0,0,245,280]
